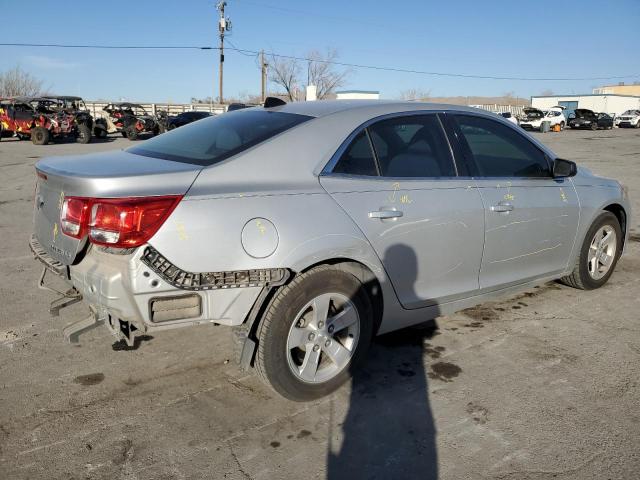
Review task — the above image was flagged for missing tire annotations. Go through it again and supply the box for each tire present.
[76,124,91,144]
[635,122,640,129]
[125,127,138,141]
[255,265,374,401]
[590,122,598,131]
[31,127,50,145]
[121,131,128,138]
[560,121,565,130]
[93,127,107,139]
[560,211,622,290]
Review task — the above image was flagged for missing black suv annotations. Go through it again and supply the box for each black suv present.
[166,111,211,130]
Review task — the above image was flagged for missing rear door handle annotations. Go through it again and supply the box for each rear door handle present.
[368,209,403,219]
[490,203,514,213]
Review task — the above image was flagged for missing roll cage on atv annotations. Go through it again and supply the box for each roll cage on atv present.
[94,102,164,140]
[42,95,94,143]
[0,97,78,145]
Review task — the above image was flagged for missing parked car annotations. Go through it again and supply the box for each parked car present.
[94,102,163,140]
[500,111,519,125]
[569,109,614,130]
[614,109,640,128]
[166,111,211,130]
[31,101,630,401]
[0,97,77,145]
[519,106,566,130]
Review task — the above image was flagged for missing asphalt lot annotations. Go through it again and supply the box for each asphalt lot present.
[1,129,639,480]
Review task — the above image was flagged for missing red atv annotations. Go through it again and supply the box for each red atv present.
[0,97,77,145]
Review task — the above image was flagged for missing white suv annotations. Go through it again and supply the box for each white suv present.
[519,106,566,131]
[615,110,640,128]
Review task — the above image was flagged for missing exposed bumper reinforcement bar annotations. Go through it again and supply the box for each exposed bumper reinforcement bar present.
[63,311,104,343]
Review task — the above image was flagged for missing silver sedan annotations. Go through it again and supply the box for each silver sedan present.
[31,100,630,401]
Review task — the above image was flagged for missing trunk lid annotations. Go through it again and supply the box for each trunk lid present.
[34,150,202,265]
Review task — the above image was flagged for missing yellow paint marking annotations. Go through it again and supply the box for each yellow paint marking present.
[388,182,400,203]
[58,191,65,210]
[400,194,412,204]
[256,220,266,235]
[52,223,58,241]
[559,188,568,202]
[176,222,189,241]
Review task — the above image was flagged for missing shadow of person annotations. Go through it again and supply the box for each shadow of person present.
[327,244,439,480]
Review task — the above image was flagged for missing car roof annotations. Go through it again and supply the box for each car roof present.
[266,99,488,118]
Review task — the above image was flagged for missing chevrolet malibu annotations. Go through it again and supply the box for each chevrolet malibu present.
[31,100,630,401]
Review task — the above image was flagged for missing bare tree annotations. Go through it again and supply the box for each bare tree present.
[269,55,301,102]
[0,66,43,97]
[307,49,350,99]
[269,48,349,101]
[399,88,432,101]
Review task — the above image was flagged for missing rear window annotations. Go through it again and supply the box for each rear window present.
[128,109,312,166]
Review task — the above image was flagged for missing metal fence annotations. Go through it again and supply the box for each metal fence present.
[85,102,226,118]
[471,104,526,116]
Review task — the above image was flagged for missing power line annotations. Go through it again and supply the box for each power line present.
[1,42,638,81]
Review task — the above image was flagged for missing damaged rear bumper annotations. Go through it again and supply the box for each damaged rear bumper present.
[30,236,286,345]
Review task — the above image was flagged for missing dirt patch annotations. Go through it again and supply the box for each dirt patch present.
[73,373,105,386]
[466,402,489,424]
[428,362,462,382]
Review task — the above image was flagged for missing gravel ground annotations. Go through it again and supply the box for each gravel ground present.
[1,129,639,480]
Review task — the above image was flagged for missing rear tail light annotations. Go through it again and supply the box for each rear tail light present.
[60,195,181,248]
[60,197,90,238]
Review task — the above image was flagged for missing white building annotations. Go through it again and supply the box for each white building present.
[531,94,640,117]
[335,90,380,100]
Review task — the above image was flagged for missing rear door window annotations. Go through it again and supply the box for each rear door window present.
[333,130,378,176]
[368,115,456,178]
[453,114,551,178]
[128,110,311,166]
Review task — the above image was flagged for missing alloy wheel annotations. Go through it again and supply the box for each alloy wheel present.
[286,292,360,384]
[587,225,617,280]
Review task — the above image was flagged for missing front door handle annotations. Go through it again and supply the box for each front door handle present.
[368,209,403,219]
[490,203,514,213]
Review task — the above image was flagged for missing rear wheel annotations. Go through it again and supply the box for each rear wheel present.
[255,265,373,401]
[590,122,598,131]
[93,126,107,139]
[31,127,50,145]
[76,124,91,144]
[560,211,622,290]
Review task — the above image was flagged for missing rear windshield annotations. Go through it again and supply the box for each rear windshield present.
[128,109,312,166]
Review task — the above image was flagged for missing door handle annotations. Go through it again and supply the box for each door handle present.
[490,203,514,213]
[368,209,403,219]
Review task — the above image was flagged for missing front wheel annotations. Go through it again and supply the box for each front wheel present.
[560,211,622,290]
[255,265,373,401]
[31,127,50,145]
[125,127,138,140]
[560,121,565,130]
[590,122,598,131]
[76,124,91,144]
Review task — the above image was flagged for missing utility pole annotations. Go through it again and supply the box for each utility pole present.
[261,50,268,102]
[216,1,231,104]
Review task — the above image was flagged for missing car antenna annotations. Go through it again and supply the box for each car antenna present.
[264,97,287,108]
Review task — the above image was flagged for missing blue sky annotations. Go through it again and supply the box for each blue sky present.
[1,0,639,103]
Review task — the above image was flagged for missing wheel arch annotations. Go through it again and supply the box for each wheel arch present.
[238,257,385,369]
[603,203,627,248]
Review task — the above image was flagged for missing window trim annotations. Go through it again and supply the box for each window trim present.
[322,111,460,180]
[449,112,555,180]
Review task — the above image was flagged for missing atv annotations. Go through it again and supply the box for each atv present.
[0,97,77,145]
[94,102,164,140]
[43,95,95,143]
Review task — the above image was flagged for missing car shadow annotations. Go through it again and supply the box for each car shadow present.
[326,244,439,480]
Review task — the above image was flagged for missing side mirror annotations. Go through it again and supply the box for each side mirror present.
[553,158,577,178]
